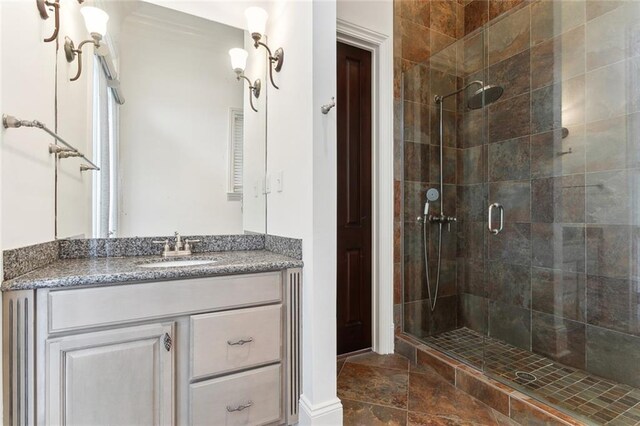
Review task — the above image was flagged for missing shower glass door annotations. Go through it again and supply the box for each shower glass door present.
[403,1,640,423]
[402,26,490,371]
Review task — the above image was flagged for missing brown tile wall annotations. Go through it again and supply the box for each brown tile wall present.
[394,0,468,337]
[396,0,640,390]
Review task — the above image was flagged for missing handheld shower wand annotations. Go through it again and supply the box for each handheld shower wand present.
[421,188,442,312]
[424,188,440,216]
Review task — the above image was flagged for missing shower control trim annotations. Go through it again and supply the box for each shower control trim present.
[488,203,504,235]
[429,214,457,232]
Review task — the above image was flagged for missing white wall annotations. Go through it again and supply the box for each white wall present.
[56,0,96,240]
[1,1,57,249]
[0,0,4,415]
[337,0,392,35]
[117,4,245,236]
[242,31,267,233]
[264,1,312,239]
[263,0,342,423]
[146,0,271,31]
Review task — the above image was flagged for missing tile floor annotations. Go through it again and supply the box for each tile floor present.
[425,328,640,425]
[337,351,518,425]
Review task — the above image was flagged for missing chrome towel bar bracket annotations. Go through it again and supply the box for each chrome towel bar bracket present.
[2,114,100,172]
[321,97,335,114]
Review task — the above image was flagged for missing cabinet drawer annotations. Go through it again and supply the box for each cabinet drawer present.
[46,272,282,332]
[191,305,282,379]
[190,364,281,426]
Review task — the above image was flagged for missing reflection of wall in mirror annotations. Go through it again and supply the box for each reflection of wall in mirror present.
[242,31,267,234]
[118,4,245,237]
[56,0,100,241]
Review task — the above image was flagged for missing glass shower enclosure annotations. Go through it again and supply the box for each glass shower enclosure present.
[401,1,640,424]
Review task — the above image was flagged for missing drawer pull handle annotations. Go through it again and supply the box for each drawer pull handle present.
[227,401,253,412]
[227,338,254,346]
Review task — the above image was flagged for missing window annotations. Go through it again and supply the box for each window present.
[227,108,244,200]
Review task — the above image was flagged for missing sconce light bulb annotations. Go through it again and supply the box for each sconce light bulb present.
[80,6,109,37]
[229,48,248,74]
[245,7,268,38]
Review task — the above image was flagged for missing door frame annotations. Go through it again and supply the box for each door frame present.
[337,20,394,354]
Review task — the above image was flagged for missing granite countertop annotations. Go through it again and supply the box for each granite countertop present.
[1,250,303,292]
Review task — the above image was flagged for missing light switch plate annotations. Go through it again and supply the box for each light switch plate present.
[275,171,283,192]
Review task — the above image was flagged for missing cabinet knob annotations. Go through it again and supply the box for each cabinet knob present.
[227,401,253,412]
[163,333,172,351]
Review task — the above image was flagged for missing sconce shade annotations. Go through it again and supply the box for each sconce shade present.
[80,6,109,36]
[229,48,248,73]
[245,7,268,36]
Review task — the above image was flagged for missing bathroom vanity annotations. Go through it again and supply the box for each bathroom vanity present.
[2,249,302,425]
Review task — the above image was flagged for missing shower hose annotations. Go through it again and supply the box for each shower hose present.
[423,216,443,312]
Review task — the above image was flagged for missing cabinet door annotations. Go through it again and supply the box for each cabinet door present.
[46,323,174,426]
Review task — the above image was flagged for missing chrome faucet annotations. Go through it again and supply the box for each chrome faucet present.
[153,232,201,257]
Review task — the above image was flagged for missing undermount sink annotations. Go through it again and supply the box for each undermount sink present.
[139,259,217,268]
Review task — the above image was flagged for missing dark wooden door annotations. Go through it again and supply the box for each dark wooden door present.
[336,42,372,355]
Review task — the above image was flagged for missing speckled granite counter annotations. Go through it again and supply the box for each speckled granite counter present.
[2,250,303,292]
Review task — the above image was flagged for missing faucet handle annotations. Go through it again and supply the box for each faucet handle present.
[184,239,201,252]
[152,239,170,253]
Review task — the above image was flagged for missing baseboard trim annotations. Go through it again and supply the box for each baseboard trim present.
[298,395,343,425]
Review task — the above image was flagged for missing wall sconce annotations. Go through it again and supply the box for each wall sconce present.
[229,48,261,113]
[245,7,284,89]
[37,0,61,42]
[64,6,109,82]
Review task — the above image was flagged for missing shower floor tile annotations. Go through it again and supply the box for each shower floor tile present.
[424,328,640,425]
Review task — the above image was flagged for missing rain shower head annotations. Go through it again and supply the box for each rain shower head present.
[434,80,504,110]
[467,84,504,110]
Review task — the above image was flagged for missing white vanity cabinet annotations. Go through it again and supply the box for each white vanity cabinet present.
[3,269,302,426]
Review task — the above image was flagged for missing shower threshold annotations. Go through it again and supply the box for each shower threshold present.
[422,328,640,425]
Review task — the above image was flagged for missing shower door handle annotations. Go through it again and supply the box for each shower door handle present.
[488,203,504,235]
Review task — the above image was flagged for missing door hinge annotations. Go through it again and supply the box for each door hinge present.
[163,333,172,351]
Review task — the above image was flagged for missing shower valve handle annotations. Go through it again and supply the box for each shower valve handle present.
[428,215,456,223]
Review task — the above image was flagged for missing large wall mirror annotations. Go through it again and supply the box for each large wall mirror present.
[55,1,267,239]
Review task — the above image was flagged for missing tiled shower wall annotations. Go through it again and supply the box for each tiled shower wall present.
[396,0,640,390]
[394,0,466,335]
